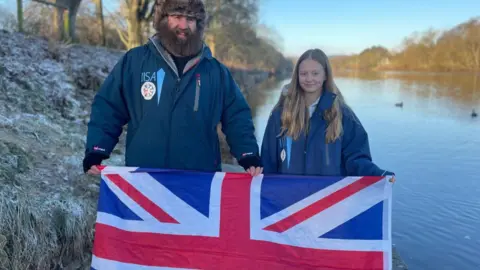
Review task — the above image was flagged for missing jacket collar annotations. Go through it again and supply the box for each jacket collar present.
[315,90,337,113]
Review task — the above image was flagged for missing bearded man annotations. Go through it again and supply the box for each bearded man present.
[82,0,263,176]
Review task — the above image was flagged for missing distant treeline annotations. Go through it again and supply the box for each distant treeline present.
[330,17,480,72]
[2,0,292,75]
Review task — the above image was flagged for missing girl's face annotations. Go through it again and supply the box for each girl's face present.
[298,58,326,94]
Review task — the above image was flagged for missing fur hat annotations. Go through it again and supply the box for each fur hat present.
[153,0,207,34]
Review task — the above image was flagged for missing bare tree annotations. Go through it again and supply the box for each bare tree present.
[331,17,480,72]
[117,0,154,49]
[94,0,105,46]
[32,0,82,42]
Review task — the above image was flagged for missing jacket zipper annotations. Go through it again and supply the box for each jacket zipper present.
[325,142,330,166]
[165,78,181,167]
[149,38,206,167]
[194,74,200,112]
[150,40,180,167]
[304,129,308,174]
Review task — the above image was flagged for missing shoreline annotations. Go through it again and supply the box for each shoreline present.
[333,68,480,76]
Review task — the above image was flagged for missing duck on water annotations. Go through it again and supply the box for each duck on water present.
[395,102,477,118]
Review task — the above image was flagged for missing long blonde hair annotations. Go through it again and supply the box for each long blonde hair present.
[280,49,347,143]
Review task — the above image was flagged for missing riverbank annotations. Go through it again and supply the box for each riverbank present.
[0,30,286,269]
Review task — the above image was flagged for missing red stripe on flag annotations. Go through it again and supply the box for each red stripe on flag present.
[92,223,384,270]
[220,173,252,240]
[105,174,179,224]
[264,176,384,233]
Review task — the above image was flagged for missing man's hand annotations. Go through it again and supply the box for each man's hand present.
[246,166,263,177]
[87,165,102,175]
[83,153,107,175]
[238,154,263,177]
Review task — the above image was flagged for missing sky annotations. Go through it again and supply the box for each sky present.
[258,0,480,56]
[1,0,479,57]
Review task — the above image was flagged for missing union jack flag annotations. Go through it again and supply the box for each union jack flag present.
[91,166,393,270]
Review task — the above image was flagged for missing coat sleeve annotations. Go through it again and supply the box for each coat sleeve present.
[341,106,394,176]
[260,111,280,174]
[85,54,130,158]
[219,66,260,161]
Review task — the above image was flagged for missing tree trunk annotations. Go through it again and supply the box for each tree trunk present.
[126,1,143,48]
[95,0,106,46]
[17,0,23,32]
[117,0,154,49]
[205,33,216,57]
[66,0,82,42]
[53,7,65,40]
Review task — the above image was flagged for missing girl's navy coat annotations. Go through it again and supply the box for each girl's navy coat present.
[260,91,393,176]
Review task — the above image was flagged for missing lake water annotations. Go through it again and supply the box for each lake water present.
[248,71,480,270]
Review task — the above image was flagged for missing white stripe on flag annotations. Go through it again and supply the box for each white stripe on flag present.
[102,175,160,223]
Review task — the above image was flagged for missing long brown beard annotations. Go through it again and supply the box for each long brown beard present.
[155,19,203,57]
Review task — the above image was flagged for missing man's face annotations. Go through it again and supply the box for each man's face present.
[167,14,197,42]
[155,12,203,57]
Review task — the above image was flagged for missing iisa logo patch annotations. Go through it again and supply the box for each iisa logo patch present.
[140,69,165,103]
[141,81,156,100]
[280,149,286,162]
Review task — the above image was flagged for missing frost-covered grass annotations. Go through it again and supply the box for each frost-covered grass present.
[0,185,96,270]
[0,30,123,269]
[0,111,101,269]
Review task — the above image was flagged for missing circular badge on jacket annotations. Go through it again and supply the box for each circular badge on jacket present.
[280,149,286,162]
[141,82,156,100]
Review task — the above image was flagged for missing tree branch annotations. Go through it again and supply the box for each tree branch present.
[31,0,68,9]
[116,26,129,47]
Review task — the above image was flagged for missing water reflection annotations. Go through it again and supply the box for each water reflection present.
[246,78,282,117]
[246,78,288,146]
[249,72,480,144]
[334,70,480,107]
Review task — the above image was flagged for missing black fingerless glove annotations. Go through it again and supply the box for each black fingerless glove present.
[82,153,108,173]
[237,155,262,171]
